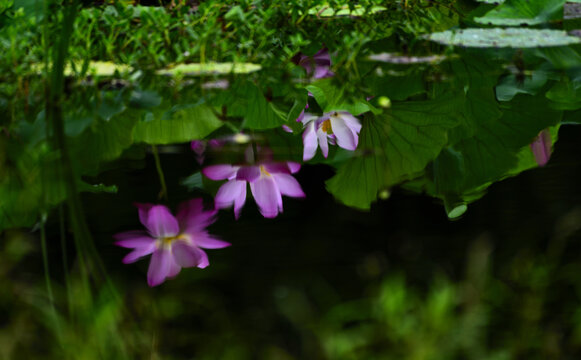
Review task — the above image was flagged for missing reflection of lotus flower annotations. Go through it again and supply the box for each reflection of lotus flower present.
[191,134,252,164]
[530,129,552,167]
[298,48,334,79]
[114,199,229,287]
[301,111,362,161]
[203,161,304,219]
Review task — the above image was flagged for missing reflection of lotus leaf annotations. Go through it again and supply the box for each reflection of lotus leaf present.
[156,63,262,76]
[368,53,448,64]
[70,61,131,76]
[31,61,131,76]
[427,28,580,48]
[474,0,566,26]
[307,4,386,17]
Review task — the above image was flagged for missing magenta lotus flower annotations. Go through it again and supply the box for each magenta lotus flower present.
[202,161,305,219]
[530,129,552,167]
[298,48,334,79]
[301,111,362,161]
[114,199,230,287]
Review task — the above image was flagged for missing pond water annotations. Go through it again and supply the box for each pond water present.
[1,1,581,359]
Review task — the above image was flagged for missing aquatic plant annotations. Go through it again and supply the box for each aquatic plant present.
[301,111,362,161]
[203,160,305,219]
[114,199,229,286]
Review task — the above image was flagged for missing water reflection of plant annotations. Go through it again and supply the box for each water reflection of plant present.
[1,0,581,358]
[115,199,230,286]
[301,111,362,161]
[202,146,305,219]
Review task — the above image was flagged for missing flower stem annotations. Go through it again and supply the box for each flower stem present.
[59,205,72,317]
[251,130,259,163]
[152,145,168,201]
[40,213,61,337]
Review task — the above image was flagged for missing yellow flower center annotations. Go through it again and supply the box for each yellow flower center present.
[321,119,332,134]
[160,234,189,248]
[260,165,271,177]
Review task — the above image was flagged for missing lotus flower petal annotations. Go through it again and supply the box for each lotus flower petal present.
[147,248,172,287]
[138,204,179,238]
[215,179,247,213]
[116,198,227,286]
[176,199,217,235]
[250,177,282,218]
[303,121,318,161]
[287,162,301,174]
[202,164,239,180]
[194,233,231,249]
[236,166,261,182]
[172,241,209,268]
[122,243,157,264]
[272,173,306,198]
[317,127,330,158]
[330,115,358,151]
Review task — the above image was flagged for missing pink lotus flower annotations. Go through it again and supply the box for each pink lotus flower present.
[298,48,334,79]
[114,199,230,287]
[530,129,552,167]
[301,111,362,161]
[202,161,305,219]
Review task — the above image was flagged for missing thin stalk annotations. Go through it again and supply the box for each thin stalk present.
[46,1,93,301]
[152,145,168,201]
[40,214,61,337]
[251,131,258,164]
[59,205,72,317]
[42,0,50,140]
[51,1,121,306]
